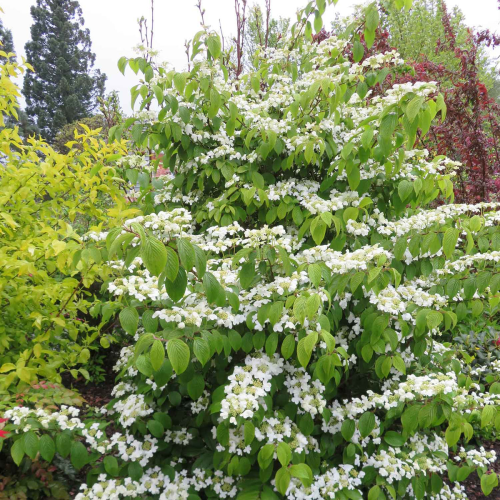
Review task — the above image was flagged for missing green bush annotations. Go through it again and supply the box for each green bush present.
[1,1,500,499]
[0,55,136,392]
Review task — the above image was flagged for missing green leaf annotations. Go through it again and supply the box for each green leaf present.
[359,412,376,438]
[347,164,360,190]
[203,272,226,306]
[178,238,195,271]
[402,404,420,433]
[445,425,461,447]
[311,218,327,245]
[297,332,317,367]
[277,442,292,467]
[119,307,139,336]
[281,334,295,360]
[392,355,406,375]
[341,419,355,441]
[207,34,221,58]
[166,267,187,302]
[23,431,39,460]
[265,332,279,357]
[426,311,443,330]
[104,455,119,476]
[11,438,25,466]
[406,96,425,122]
[314,10,323,33]
[167,338,191,374]
[365,4,380,31]
[56,433,71,458]
[353,40,364,62]
[443,227,459,259]
[129,462,143,481]
[384,431,405,447]
[141,236,168,276]
[193,244,207,278]
[70,442,88,470]
[193,337,210,366]
[240,262,256,289]
[275,467,291,495]
[163,246,180,282]
[173,73,186,94]
[258,444,275,470]
[308,263,322,288]
[150,339,165,371]
[368,486,382,500]
[481,405,496,428]
[398,180,413,201]
[39,434,55,463]
[350,271,365,292]
[368,266,382,283]
[147,419,165,438]
[117,56,128,75]
[289,463,313,487]
[187,373,205,400]
[481,472,498,496]
[142,310,158,333]
[244,421,255,446]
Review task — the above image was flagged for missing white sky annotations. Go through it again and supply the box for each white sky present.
[3,0,500,113]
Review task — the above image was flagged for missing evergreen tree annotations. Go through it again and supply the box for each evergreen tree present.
[0,19,15,57]
[0,19,39,138]
[23,0,106,142]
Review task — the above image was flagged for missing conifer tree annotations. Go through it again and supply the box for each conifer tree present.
[0,19,39,137]
[23,0,106,141]
[0,19,15,57]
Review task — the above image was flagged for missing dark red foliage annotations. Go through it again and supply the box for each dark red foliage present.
[338,2,500,202]
[385,1,500,203]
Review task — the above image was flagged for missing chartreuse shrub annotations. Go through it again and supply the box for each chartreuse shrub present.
[2,0,500,499]
[0,53,136,394]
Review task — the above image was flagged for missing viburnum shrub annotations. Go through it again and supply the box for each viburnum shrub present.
[2,0,500,499]
[0,54,136,392]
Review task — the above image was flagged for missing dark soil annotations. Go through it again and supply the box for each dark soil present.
[61,347,119,408]
[461,441,500,499]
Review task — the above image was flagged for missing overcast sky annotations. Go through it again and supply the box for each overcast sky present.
[3,0,500,114]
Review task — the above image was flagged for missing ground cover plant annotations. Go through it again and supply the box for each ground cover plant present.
[1,0,500,498]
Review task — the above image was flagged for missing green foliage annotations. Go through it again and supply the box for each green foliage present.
[380,0,500,94]
[94,0,500,497]
[0,56,134,391]
[1,1,500,499]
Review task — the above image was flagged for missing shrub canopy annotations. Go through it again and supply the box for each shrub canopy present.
[1,1,500,499]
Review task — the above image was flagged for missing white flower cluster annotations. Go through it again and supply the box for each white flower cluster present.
[165,428,193,446]
[191,390,210,414]
[455,446,497,467]
[124,208,192,241]
[4,405,84,432]
[110,433,158,466]
[220,352,284,424]
[109,268,168,302]
[75,467,212,500]
[154,173,203,206]
[111,394,154,428]
[369,284,448,315]
[378,202,500,237]
[297,244,392,273]
[285,463,366,499]
[284,364,326,417]
[116,154,151,172]
[255,413,320,454]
